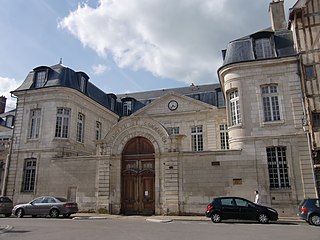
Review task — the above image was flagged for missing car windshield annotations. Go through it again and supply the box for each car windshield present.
[55,197,67,202]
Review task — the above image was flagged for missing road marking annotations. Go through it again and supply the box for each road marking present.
[0,225,13,234]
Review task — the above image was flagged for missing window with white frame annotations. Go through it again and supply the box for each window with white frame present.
[55,108,70,138]
[220,124,229,149]
[123,101,132,116]
[167,127,180,135]
[254,38,274,59]
[261,85,280,122]
[96,121,102,140]
[229,90,241,126]
[266,146,290,189]
[76,113,85,143]
[35,70,47,88]
[191,126,203,151]
[28,109,41,139]
[22,158,37,192]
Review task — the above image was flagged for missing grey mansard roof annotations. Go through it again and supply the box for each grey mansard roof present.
[12,64,114,112]
[12,64,224,116]
[221,27,296,67]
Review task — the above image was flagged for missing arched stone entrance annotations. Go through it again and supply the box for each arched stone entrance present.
[121,137,155,215]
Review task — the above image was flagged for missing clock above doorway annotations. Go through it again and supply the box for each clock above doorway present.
[168,100,178,111]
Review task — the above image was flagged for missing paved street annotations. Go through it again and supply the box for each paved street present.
[0,216,319,240]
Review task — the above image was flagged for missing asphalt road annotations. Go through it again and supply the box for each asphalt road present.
[1,217,319,240]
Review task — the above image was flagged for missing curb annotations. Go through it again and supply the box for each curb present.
[72,216,109,220]
[146,218,173,223]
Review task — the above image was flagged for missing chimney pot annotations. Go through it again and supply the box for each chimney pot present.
[0,96,6,114]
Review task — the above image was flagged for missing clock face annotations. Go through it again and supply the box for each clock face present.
[168,100,178,111]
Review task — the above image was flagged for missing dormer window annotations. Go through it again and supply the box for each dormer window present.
[123,101,132,116]
[5,115,14,128]
[80,75,87,93]
[254,38,274,59]
[35,70,47,88]
[77,72,89,93]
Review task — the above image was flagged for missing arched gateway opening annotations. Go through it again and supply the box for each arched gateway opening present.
[121,137,155,215]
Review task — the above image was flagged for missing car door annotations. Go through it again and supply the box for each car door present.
[25,197,44,215]
[220,197,239,220]
[234,198,257,220]
[38,197,56,215]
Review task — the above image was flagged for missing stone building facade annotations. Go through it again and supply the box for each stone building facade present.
[1,0,318,216]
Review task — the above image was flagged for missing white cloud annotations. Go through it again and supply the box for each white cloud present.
[59,0,297,84]
[0,77,21,111]
[92,64,110,75]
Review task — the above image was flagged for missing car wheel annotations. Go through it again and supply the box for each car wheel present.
[49,209,60,218]
[4,213,11,218]
[211,213,222,223]
[16,208,24,218]
[258,213,269,224]
[309,214,320,226]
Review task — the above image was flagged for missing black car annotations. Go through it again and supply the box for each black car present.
[205,196,278,224]
[0,196,13,217]
[298,198,320,226]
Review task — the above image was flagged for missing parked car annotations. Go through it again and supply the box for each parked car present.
[12,196,78,218]
[205,196,278,224]
[0,196,13,217]
[298,198,320,226]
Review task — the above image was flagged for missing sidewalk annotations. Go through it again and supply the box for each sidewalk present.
[71,212,303,223]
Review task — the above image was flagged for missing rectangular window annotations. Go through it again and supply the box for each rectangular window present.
[35,70,46,88]
[5,115,14,128]
[255,38,274,59]
[266,147,290,189]
[262,85,280,122]
[55,108,70,138]
[110,98,115,111]
[220,124,229,149]
[96,121,102,140]
[191,126,203,151]
[80,76,86,92]
[229,90,241,126]
[28,109,41,139]
[305,65,315,80]
[23,159,37,192]
[123,101,132,116]
[312,112,320,130]
[76,113,85,143]
[167,127,180,135]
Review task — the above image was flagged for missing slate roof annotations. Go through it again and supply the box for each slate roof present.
[117,83,223,107]
[221,27,296,67]
[12,64,224,117]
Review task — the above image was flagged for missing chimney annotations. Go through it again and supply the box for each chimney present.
[0,96,6,114]
[269,0,287,31]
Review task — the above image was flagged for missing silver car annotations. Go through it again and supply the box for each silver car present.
[12,196,78,218]
[0,196,13,217]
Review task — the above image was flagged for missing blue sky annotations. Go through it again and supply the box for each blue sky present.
[0,0,297,110]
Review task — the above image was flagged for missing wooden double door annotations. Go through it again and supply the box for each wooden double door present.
[121,137,155,215]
